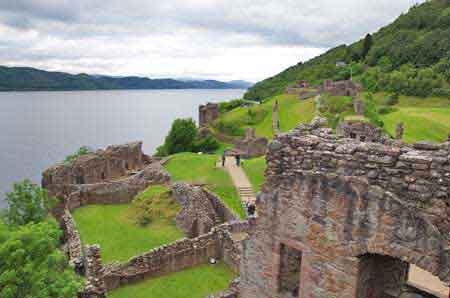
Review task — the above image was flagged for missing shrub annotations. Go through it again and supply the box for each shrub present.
[64,146,93,165]
[162,118,198,155]
[378,105,398,115]
[216,120,244,136]
[431,88,450,98]
[386,93,400,106]
[194,135,220,153]
[219,99,248,113]
[132,186,178,226]
[3,179,55,226]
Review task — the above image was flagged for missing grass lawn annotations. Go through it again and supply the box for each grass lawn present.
[109,263,237,298]
[213,94,317,140]
[72,186,183,263]
[278,95,316,133]
[242,157,267,193]
[164,153,246,219]
[381,107,450,143]
[370,93,450,143]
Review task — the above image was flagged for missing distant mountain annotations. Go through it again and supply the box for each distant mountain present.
[0,66,250,91]
[227,80,254,89]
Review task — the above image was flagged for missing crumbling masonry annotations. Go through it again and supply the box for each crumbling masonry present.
[239,119,450,298]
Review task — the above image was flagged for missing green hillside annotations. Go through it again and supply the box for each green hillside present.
[245,0,450,101]
[212,94,316,140]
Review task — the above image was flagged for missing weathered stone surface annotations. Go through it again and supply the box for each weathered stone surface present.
[239,119,450,298]
[199,103,220,127]
[336,120,389,143]
[103,221,249,291]
[42,142,149,187]
[171,183,239,238]
[234,128,268,158]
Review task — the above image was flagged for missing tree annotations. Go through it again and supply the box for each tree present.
[162,118,198,155]
[0,220,82,298]
[4,180,55,226]
[361,33,373,59]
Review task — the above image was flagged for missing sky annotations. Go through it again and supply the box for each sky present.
[0,0,425,82]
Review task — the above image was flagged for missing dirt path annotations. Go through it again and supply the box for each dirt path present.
[219,156,256,208]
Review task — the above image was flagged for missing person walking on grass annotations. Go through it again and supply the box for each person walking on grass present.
[236,154,241,167]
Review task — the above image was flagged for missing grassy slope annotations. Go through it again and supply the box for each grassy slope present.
[72,186,183,263]
[109,263,237,298]
[242,157,267,193]
[371,93,450,143]
[164,153,246,218]
[215,94,316,140]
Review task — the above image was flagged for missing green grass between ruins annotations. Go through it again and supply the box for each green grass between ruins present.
[372,93,450,143]
[108,263,237,298]
[164,152,246,219]
[213,94,316,140]
[242,157,267,193]
[72,185,183,264]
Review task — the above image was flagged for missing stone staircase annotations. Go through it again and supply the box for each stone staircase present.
[237,186,256,206]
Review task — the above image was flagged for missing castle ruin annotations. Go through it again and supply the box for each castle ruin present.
[199,103,220,127]
[322,79,363,97]
[238,119,450,298]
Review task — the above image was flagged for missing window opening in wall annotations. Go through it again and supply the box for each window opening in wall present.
[76,175,85,184]
[360,135,366,142]
[279,244,302,298]
[350,132,357,139]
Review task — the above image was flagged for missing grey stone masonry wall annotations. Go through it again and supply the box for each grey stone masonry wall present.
[103,221,249,291]
[239,118,450,298]
[42,142,149,187]
[61,209,83,265]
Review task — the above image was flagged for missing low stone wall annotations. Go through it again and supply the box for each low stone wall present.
[208,278,240,298]
[79,245,107,298]
[102,221,249,291]
[103,231,220,290]
[204,189,240,223]
[61,209,83,265]
[61,163,170,211]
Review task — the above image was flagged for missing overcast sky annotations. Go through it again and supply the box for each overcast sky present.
[0,0,424,82]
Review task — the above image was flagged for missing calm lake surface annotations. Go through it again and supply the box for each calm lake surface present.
[0,89,245,207]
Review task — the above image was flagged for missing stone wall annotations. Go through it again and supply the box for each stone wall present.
[61,209,83,265]
[80,245,107,298]
[199,103,220,127]
[234,128,268,158]
[336,120,389,143]
[239,119,450,298]
[42,142,149,187]
[103,221,249,291]
[322,79,362,97]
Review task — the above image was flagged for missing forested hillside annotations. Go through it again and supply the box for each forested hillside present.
[245,0,450,100]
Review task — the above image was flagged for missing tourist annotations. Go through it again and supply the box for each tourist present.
[247,204,256,216]
[221,153,226,167]
[236,154,241,167]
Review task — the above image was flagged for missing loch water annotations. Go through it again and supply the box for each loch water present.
[0,89,245,207]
